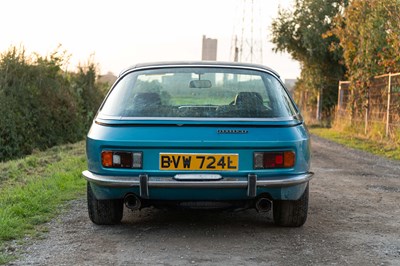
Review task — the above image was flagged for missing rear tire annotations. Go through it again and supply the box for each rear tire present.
[273,184,309,227]
[87,182,123,225]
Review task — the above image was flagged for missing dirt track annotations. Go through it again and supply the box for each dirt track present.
[10,135,400,265]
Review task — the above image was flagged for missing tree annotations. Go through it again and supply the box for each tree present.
[328,0,400,122]
[332,0,400,83]
[271,0,347,118]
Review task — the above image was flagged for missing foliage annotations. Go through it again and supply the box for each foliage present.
[271,0,347,117]
[70,57,105,128]
[327,0,400,137]
[0,47,105,161]
[0,141,86,264]
[331,0,400,85]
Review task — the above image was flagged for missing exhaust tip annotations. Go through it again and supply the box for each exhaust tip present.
[255,198,272,212]
[124,194,141,210]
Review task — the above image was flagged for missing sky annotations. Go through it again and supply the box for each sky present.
[0,0,300,80]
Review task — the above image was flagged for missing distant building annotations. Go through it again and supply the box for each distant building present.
[284,79,297,96]
[201,35,218,61]
[98,72,117,85]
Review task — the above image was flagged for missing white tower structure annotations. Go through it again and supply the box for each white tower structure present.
[230,0,264,64]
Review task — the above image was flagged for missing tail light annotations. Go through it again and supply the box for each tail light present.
[101,151,142,169]
[253,151,295,169]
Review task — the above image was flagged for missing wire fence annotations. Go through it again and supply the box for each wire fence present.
[337,72,400,139]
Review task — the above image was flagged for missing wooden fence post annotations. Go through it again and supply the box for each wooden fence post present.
[338,82,342,113]
[386,73,392,138]
[316,88,323,121]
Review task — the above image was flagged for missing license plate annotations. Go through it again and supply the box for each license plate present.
[160,153,239,171]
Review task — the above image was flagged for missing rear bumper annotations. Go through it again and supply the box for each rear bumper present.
[82,170,313,199]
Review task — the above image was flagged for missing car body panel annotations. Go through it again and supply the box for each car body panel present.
[87,122,310,174]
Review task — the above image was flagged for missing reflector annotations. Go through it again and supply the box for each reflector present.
[117,152,133,168]
[264,153,279,168]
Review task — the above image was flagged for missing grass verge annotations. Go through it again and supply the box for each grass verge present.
[0,141,86,264]
[309,127,400,161]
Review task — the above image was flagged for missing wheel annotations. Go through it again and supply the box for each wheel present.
[87,182,123,225]
[273,184,309,227]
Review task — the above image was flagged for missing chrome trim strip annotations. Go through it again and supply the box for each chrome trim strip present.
[119,63,281,79]
[82,170,313,189]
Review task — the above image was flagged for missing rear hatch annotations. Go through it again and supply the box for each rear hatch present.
[87,64,311,179]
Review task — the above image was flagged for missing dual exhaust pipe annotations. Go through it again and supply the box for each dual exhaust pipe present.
[255,197,272,212]
[124,194,141,210]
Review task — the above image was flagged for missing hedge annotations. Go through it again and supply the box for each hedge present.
[0,47,106,161]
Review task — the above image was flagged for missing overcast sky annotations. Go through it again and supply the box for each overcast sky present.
[0,0,299,80]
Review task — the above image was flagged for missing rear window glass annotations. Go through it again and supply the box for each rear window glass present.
[99,67,297,119]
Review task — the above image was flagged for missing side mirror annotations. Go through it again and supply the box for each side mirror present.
[189,80,212,88]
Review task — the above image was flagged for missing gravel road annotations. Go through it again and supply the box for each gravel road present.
[9,135,400,265]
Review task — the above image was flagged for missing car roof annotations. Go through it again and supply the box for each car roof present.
[119,61,280,78]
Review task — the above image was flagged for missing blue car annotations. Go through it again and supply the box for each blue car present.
[83,61,313,227]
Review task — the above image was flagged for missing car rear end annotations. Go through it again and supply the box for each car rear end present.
[83,62,313,226]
